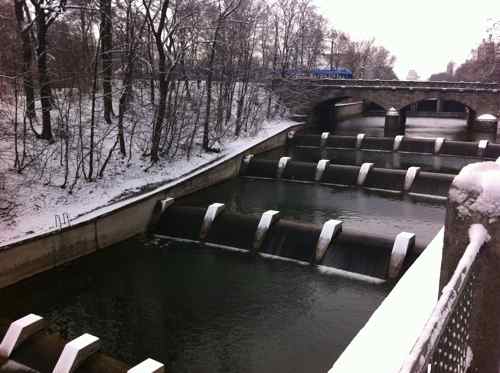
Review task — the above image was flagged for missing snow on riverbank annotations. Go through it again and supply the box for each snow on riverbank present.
[0,119,297,245]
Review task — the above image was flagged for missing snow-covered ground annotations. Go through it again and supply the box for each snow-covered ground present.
[0,111,296,245]
[0,79,296,245]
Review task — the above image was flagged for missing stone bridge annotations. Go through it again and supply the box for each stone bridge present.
[271,78,500,133]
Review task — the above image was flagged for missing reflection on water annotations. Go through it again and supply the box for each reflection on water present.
[322,116,497,142]
[0,238,389,373]
[179,178,445,248]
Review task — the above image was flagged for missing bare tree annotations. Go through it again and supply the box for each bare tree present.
[99,0,113,123]
[14,0,36,119]
[30,0,67,141]
[202,0,242,151]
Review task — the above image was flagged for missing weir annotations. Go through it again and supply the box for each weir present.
[154,202,415,280]
[293,133,500,159]
[241,156,454,197]
[3,110,498,373]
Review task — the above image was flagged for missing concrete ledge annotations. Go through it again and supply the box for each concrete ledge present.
[0,123,304,289]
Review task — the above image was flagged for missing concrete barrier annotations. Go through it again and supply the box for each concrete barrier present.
[0,123,304,289]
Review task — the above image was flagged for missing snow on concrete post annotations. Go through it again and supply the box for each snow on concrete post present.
[443,161,500,373]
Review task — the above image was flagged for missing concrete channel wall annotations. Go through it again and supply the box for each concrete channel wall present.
[0,123,304,289]
[335,101,364,121]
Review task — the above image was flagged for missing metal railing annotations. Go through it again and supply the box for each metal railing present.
[399,230,486,373]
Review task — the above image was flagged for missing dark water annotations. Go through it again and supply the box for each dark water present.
[329,116,497,142]
[0,237,389,373]
[178,178,445,249]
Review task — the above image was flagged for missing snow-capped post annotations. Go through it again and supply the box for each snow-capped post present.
[442,161,500,372]
[384,107,404,137]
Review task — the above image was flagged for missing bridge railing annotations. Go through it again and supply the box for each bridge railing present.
[400,161,500,373]
[399,226,486,373]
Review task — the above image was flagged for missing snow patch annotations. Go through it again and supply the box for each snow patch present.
[477,114,497,121]
[466,345,473,370]
[449,162,500,218]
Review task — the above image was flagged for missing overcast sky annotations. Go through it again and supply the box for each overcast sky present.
[312,0,499,80]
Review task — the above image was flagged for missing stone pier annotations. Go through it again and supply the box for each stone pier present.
[471,114,498,133]
[384,107,405,137]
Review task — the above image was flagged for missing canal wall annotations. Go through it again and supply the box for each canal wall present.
[0,123,304,289]
[335,101,364,121]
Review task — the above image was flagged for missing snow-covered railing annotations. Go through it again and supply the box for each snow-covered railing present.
[401,161,500,373]
[399,225,488,373]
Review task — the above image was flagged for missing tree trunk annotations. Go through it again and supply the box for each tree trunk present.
[202,20,221,151]
[100,0,113,124]
[34,8,53,141]
[14,0,36,119]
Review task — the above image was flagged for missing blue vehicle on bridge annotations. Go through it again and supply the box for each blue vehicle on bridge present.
[311,67,353,79]
[280,67,353,79]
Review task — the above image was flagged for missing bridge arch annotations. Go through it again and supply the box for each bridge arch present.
[310,94,389,131]
[393,92,498,118]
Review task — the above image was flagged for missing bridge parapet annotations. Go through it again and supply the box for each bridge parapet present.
[273,78,500,91]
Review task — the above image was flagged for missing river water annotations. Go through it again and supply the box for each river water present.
[0,237,389,373]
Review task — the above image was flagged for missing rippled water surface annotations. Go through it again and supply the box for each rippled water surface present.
[0,238,389,373]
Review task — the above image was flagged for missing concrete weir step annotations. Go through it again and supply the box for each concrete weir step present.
[289,132,500,159]
[0,316,162,373]
[240,156,454,198]
[154,202,417,280]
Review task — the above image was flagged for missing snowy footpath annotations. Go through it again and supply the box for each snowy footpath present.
[0,119,297,246]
